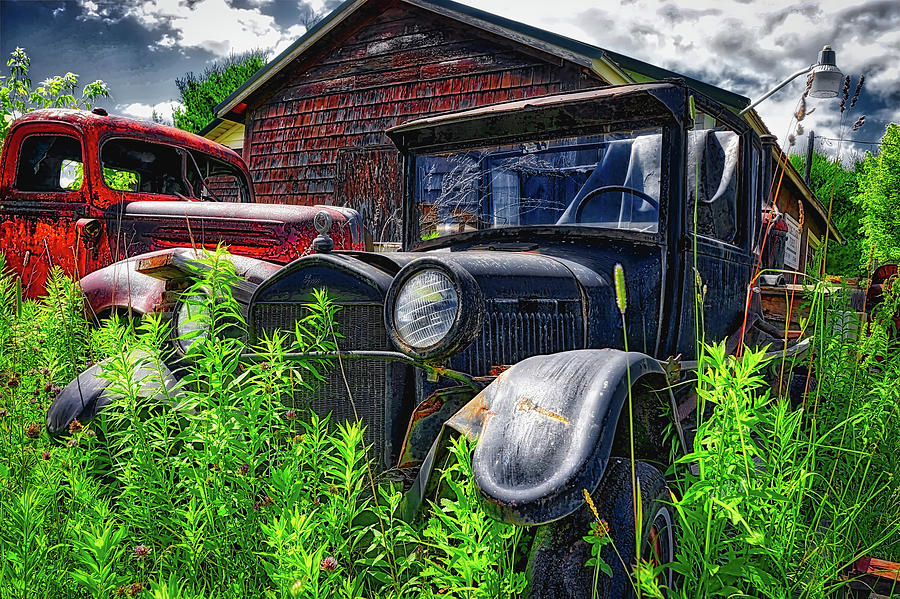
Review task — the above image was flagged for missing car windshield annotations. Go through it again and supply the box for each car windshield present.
[412,128,662,242]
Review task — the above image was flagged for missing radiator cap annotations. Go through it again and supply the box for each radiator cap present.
[313,210,334,253]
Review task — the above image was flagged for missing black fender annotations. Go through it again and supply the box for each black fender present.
[445,349,681,525]
[46,350,182,435]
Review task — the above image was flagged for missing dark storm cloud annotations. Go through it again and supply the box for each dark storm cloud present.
[0,0,210,107]
[761,2,821,32]
[571,0,898,149]
[657,3,720,23]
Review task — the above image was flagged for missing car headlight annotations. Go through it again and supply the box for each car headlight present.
[174,295,210,353]
[386,260,483,359]
[393,270,459,349]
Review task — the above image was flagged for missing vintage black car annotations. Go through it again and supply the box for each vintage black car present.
[50,81,794,598]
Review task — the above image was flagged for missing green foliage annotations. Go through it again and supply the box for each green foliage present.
[0,47,110,141]
[790,151,865,276]
[3,238,900,598]
[420,435,528,598]
[636,280,900,598]
[173,50,267,134]
[0,249,531,598]
[856,124,900,267]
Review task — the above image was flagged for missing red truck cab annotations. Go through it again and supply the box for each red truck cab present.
[0,108,365,310]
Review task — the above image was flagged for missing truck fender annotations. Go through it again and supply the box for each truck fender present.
[445,349,681,525]
[46,350,182,435]
[79,248,281,318]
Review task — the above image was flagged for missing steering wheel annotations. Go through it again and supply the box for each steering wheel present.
[570,185,659,224]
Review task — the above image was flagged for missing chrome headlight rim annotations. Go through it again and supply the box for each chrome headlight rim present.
[385,259,483,360]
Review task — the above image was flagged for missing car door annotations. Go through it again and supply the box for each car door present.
[0,122,103,297]
[676,122,755,357]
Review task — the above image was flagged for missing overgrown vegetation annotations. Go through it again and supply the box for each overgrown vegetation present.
[856,124,900,268]
[3,245,899,597]
[173,50,267,134]
[0,47,109,142]
[0,251,527,598]
[790,151,865,277]
[791,122,900,277]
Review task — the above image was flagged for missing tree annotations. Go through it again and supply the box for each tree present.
[172,50,267,134]
[790,151,865,276]
[856,124,900,268]
[0,47,110,141]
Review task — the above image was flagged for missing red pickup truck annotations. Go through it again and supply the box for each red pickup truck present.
[0,108,365,315]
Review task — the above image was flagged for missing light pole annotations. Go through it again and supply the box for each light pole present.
[738,46,843,116]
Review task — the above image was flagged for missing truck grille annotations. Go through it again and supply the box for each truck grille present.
[451,299,582,376]
[252,302,392,466]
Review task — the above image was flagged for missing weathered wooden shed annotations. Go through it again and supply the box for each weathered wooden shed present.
[203,0,840,258]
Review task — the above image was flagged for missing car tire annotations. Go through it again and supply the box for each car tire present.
[527,458,676,599]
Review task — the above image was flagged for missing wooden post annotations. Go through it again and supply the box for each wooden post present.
[803,130,814,185]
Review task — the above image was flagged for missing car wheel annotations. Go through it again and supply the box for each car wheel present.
[527,458,676,599]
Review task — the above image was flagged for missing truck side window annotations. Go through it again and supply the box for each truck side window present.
[686,128,740,244]
[185,153,249,202]
[15,135,83,192]
[100,138,188,196]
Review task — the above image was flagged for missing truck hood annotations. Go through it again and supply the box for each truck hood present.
[114,201,362,264]
[252,249,623,370]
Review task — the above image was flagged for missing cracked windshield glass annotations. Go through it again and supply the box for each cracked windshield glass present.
[413,128,662,241]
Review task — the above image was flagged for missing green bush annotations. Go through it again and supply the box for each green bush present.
[857,124,900,268]
[173,51,267,134]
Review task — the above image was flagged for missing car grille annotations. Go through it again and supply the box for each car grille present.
[450,299,582,376]
[252,302,391,466]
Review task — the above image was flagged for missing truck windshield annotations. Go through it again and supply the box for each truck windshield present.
[412,128,662,241]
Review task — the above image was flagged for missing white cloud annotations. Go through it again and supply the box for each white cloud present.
[115,0,303,57]
[270,23,309,58]
[462,0,897,149]
[119,100,184,123]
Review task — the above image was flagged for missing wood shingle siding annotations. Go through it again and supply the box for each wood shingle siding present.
[244,0,602,240]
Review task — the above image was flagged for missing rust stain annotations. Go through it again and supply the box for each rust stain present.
[0,108,363,304]
[515,397,570,425]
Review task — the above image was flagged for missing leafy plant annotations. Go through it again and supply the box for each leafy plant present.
[0,47,109,142]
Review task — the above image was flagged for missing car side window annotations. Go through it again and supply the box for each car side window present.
[185,153,249,202]
[100,138,188,196]
[15,135,84,192]
[686,115,741,244]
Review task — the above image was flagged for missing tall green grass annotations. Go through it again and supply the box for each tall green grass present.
[2,244,900,598]
[0,251,527,598]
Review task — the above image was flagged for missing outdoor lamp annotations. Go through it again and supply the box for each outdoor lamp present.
[738,45,843,116]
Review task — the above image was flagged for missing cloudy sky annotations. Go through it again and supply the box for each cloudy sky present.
[2,0,896,160]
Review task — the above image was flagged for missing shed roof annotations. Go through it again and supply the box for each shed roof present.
[214,0,750,120]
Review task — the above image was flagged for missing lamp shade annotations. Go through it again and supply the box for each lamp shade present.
[809,46,843,98]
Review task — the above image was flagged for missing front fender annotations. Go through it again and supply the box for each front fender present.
[80,248,282,317]
[446,349,675,525]
[46,350,182,435]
